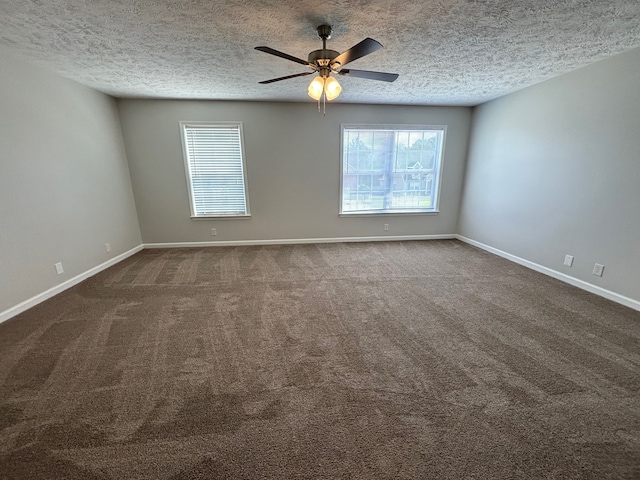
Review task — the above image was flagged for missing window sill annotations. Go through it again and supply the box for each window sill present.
[191,215,251,220]
[339,211,439,217]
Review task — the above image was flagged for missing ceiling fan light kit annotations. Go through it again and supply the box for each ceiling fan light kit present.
[307,76,325,100]
[323,76,342,101]
[256,24,398,112]
[308,75,342,101]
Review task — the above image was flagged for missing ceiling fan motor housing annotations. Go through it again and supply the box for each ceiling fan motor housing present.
[308,49,340,74]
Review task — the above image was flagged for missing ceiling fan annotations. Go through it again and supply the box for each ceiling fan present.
[255,24,398,104]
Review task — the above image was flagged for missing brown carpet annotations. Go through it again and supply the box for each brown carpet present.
[1,240,639,479]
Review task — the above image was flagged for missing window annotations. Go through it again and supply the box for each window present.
[340,125,446,215]
[180,122,250,218]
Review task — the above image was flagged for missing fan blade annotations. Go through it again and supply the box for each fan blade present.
[330,38,383,67]
[338,69,399,82]
[255,46,310,66]
[259,72,314,84]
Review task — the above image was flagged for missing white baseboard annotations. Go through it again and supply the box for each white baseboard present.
[455,235,640,312]
[8,234,634,324]
[144,234,456,248]
[0,236,453,323]
[0,245,144,324]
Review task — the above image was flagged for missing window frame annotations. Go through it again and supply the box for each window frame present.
[180,121,251,219]
[339,124,447,216]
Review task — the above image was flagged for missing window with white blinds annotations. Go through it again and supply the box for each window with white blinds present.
[180,122,250,217]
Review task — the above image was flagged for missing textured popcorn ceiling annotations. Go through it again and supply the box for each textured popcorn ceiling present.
[1,0,639,105]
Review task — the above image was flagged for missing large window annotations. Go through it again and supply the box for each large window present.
[180,122,250,218]
[340,125,445,215]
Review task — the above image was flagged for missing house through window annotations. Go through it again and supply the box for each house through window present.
[340,125,446,215]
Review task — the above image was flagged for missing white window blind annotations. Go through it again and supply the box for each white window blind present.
[181,123,249,217]
[340,125,446,215]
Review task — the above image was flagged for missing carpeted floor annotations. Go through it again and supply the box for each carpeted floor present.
[1,240,639,479]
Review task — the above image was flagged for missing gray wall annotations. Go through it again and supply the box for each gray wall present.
[458,47,640,302]
[117,100,471,243]
[0,48,142,314]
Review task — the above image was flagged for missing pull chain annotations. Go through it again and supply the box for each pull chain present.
[323,91,326,116]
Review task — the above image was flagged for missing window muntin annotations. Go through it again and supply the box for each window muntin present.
[340,125,445,214]
[181,122,250,218]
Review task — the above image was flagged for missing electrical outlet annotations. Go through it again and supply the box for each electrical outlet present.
[211,228,217,236]
[55,262,64,275]
[592,263,605,277]
[105,243,111,253]
[384,224,389,231]
[563,255,574,267]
